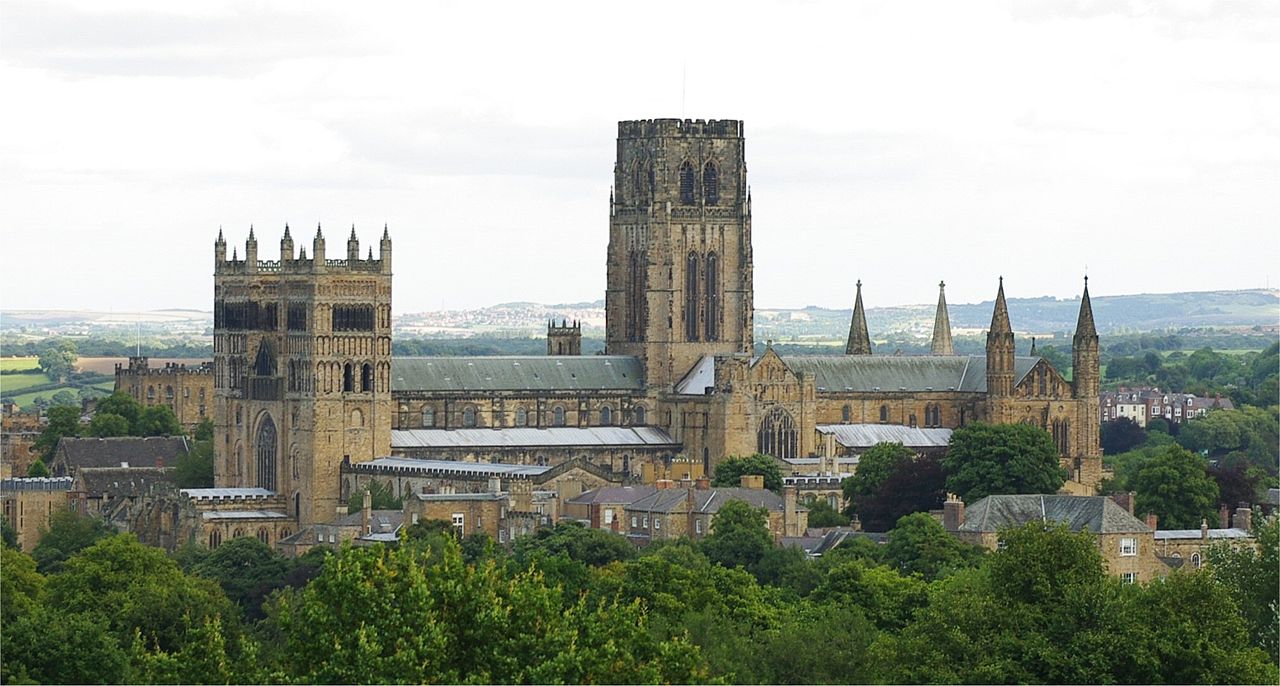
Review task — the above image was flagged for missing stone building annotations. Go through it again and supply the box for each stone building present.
[623,478,806,545]
[1,477,72,551]
[51,436,190,478]
[114,357,215,429]
[205,117,1102,545]
[945,493,1168,583]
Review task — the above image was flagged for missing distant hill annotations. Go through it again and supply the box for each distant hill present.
[3,289,1276,340]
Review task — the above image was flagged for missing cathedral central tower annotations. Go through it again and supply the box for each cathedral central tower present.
[604,119,754,390]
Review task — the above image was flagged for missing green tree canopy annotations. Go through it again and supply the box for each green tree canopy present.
[190,536,291,620]
[1131,444,1219,529]
[137,404,182,437]
[1207,515,1279,661]
[942,422,1066,502]
[94,392,144,432]
[712,453,784,491]
[847,451,947,531]
[87,412,131,437]
[31,509,115,574]
[844,442,914,503]
[803,496,850,527]
[26,458,50,477]
[883,512,984,581]
[511,520,635,567]
[33,404,81,460]
[174,437,214,488]
[700,499,773,571]
[37,339,77,382]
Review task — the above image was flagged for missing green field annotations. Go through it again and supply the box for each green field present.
[5,380,114,410]
[0,371,53,393]
[0,357,39,371]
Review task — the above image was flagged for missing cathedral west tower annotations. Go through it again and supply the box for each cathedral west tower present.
[605,119,754,391]
[213,225,393,528]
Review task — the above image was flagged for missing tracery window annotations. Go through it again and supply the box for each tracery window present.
[757,406,798,459]
[705,252,719,341]
[679,161,696,205]
[685,253,700,341]
[255,414,278,492]
[703,161,719,205]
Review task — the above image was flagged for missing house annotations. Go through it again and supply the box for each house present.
[562,484,659,532]
[944,493,1168,583]
[0,477,72,551]
[623,476,806,545]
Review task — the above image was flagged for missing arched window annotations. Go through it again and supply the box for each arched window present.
[147,385,155,400]
[351,409,364,427]
[703,161,719,205]
[257,528,270,545]
[254,339,276,376]
[552,406,566,427]
[1052,419,1071,455]
[516,407,528,426]
[879,405,889,423]
[256,414,278,492]
[294,492,301,519]
[842,405,852,423]
[165,385,174,401]
[685,253,700,341]
[1191,552,1201,569]
[422,407,435,428]
[679,161,696,205]
[909,414,918,428]
[343,363,354,392]
[361,363,374,393]
[463,406,477,428]
[757,406,798,459]
[633,405,647,425]
[208,530,222,548]
[626,251,648,342]
[705,252,719,341]
[600,405,612,426]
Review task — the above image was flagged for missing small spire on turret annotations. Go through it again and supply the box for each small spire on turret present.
[382,224,390,241]
[217,227,225,243]
[1075,275,1097,338]
[1030,337,1038,356]
[315,222,323,239]
[283,223,291,239]
[232,246,238,260]
[845,280,872,355]
[990,276,1011,335]
[248,224,256,241]
[350,224,358,240]
[367,247,373,260]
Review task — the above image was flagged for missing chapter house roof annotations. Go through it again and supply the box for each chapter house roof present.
[391,356,645,393]
[391,427,678,449]
[782,355,1040,393]
[959,494,1150,535]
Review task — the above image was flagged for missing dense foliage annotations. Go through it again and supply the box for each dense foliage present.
[942,423,1066,502]
[2,500,1275,684]
[842,443,946,531]
[711,453,784,492]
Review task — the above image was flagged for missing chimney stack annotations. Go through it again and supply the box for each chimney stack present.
[1234,505,1253,532]
[1144,513,1158,531]
[943,493,965,532]
[1201,518,1209,541]
[362,487,373,534]
[783,486,801,537]
[1219,504,1231,529]
[740,474,765,490]
[695,476,710,490]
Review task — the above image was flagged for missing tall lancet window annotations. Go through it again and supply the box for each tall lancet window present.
[703,162,719,205]
[679,161,696,205]
[685,253,700,341]
[705,252,719,341]
[255,414,277,492]
[627,252,647,342]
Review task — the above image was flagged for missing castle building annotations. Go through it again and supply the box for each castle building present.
[205,118,1103,542]
[114,356,214,430]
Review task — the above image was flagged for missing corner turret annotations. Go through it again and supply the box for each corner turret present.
[280,223,294,262]
[245,225,258,274]
[380,225,392,275]
[845,280,872,355]
[930,280,954,355]
[985,277,1015,397]
[312,224,326,272]
[214,228,226,269]
[347,225,360,264]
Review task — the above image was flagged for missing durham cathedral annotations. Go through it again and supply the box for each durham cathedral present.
[208,118,1102,539]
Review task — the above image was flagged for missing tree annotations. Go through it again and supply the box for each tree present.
[174,437,215,488]
[137,404,182,436]
[943,422,1065,502]
[851,452,947,531]
[49,389,78,407]
[843,442,914,509]
[0,515,17,549]
[94,392,143,433]
[1209,461,1261,510]
[26,458,50,477]
[345,479,402,513]
[33,404,80,460]
[191,536,290,621]
[511,520,634,567]
[87,412,131,437]
[803,496,849,527]
[883,512,984,581]
[37,338,77,382]
[1101,417,1146,455]
[1131,444,1218,529]
[712,453,784,491]
[1207,516,1279,662]
[809,559,928,631]
[700,500,773,571]
[192,417,214,441]
[0,547,44,624]
[31,509,116,574]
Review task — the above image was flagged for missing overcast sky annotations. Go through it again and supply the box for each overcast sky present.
[2,0,1277,315]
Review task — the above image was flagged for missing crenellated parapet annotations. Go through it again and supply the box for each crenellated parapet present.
[215,224,391,276]
[618,118,743,139]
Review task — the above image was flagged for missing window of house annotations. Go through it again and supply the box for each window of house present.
[1191,552,1201,569]
[996,539,1008,551]
[642,515,648,527]
[452,513,465,535]
[695,519,703,535]
[1119,538,1137,556]
[631,516,637,528]
[516,407,527,426]
[499,529,506,543]
[655,517,662,530]
[842,405,851,422]
[604,509,614,524]
[147,386,155,400]
[879,405,889,423]
[633,405,646,425]
[1121,572,1138,584]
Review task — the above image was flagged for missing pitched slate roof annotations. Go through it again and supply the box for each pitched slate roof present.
[54,436,189,472]
[626,487,786,515]
[782,355,1039,393]
[391,356,645,393]
[959,494,1151,534]
[566,485,659,506]
[816,424,953,448]
[75,467,174,498]
[391,427,678,449]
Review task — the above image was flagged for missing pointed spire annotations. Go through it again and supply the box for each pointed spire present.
[299,246,307,260]
[350,224,357,240]
[283,222,291,239]
[845,280,872,355]
[990,276,1011,335]
[382,223,390,241]
[1075,275,1097,338]
[247,224,256,241]
[216,226,225,243]
[315,222,323,239]
[1030,337,1038,356]
[367,247,373,260]
[232,246,238,260]
[930,280,954,355]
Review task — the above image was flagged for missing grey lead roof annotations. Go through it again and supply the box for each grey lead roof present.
[351,457,551,477]
[959,495,1151,534]
[782,355,1040,393]
[391,356,645,393]
[626,487,786,515]
[1154,528,1252,540]
[816,424,953,448]
[391,427,678,449]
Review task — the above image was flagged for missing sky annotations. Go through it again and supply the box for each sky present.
[2,0,1277,315]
